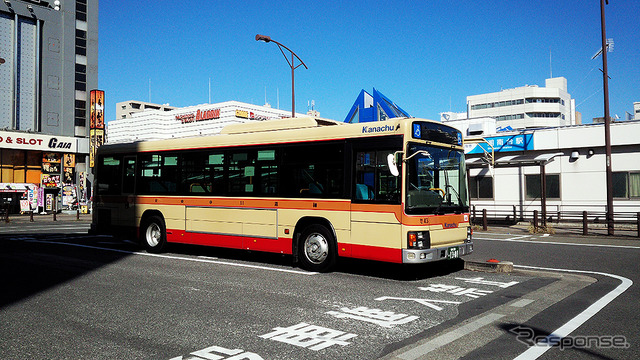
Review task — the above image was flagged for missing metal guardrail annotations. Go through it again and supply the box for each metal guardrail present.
[471,205,640,237]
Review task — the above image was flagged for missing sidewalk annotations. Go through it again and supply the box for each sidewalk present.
[474,220,640,241]
[1,211,92,224]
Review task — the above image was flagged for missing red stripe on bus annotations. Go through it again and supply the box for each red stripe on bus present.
[347,243,403,263]
[166,229,293,255]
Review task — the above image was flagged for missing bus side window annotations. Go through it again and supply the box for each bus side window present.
[228,151,256,194]
[282,142,344,198]
[182,151,210,194]
[122,156,136,194]
[97,155,122,195]
[257,149,278,195]
[355,151,375,201]
[354,150,401,203]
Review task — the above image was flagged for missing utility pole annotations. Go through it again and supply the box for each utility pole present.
[600,0,614,235]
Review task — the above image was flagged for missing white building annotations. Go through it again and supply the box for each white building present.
[106,101,300,144]
[465,120,640,218]
[116,100,177,120]
[439,115,497,137]
[444,77,577,131]
[634,101,640,120]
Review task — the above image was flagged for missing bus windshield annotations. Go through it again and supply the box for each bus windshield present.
[405,143,469,215]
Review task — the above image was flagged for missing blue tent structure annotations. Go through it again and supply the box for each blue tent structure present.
[343,88,411,123]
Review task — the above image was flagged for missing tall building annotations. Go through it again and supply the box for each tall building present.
[0,0,98,213]
[465,77,575,130]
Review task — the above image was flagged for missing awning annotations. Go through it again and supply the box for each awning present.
[466,152,564,168]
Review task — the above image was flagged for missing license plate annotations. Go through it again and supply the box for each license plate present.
[447,246,460,259]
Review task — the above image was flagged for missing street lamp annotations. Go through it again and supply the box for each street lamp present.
[255,34,308,118]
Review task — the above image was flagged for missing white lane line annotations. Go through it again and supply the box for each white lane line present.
[513,265,633,360]
[473,236,640,249]
[22,239,317,276]
[1,226,89,232]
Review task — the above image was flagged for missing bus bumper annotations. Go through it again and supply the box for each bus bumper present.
[402,242,473,264]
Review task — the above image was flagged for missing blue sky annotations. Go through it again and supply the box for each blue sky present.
[99,0,640,124]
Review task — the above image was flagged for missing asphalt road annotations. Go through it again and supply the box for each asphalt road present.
[0,218,638,359]
[466,230,639,360]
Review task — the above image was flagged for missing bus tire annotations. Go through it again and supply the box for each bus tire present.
[298,224,336,272]
[141,215,167,253]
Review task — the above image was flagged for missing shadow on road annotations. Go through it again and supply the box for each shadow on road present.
[0,236,132,309]
[166,242,465,281]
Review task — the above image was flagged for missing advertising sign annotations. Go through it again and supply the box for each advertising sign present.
[90,90,105,168]
[90,90,105,129]
[0,131,77,152]
[89,129,104,168]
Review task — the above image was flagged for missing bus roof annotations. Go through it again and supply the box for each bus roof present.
[98,116,459,154]
[219,116,344,134]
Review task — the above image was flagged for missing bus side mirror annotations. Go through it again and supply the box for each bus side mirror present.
[388,153,400,177]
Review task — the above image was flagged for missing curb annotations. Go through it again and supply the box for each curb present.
[379,268,596,360]
[464,260,514,273]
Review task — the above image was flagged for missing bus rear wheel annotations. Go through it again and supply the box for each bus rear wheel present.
[141,215,167,253]
[298,224,336,272]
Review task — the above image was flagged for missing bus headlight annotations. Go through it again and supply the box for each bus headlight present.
[466,227,472,243]
[408,231,430,249]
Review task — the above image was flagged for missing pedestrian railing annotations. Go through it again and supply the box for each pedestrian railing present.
[471,205,640,238]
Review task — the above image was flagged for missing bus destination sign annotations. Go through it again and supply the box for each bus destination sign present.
[412,122,462,146]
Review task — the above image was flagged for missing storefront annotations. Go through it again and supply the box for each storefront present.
[0,131,89,214]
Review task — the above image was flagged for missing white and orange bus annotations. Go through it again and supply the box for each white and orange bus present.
[91,116,473,271]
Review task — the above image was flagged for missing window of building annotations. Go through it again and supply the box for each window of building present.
[613,172,640,199]
[471,99,523,110]
[525,98,561,104]
[495,114,524,121]
[75,81,86,91]
[526,112,561,118]
[469,176,493,199]
[525,174,560,199]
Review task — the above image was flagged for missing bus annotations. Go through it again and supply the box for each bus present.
[91,116,473,271]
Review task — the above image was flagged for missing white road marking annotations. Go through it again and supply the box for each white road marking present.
[513,265,633,360]
[20,239,317,276]
[1,226,89,233]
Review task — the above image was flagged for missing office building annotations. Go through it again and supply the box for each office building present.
[448,77,576,131]
[0,0,98,213]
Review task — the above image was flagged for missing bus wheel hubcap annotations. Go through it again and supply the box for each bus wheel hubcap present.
[147,224,160,247]
[304,233,328,264]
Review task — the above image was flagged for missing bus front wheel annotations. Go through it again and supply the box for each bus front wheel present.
[298,224,336,272]
[141,215,167,253]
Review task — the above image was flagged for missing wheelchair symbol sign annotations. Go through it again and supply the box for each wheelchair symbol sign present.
[413,124,421,139]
